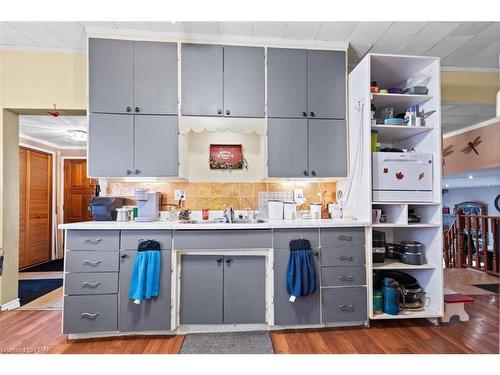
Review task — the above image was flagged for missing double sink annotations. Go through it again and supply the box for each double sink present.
[182,218,267,225]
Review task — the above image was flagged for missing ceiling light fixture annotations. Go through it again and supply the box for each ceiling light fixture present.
[445,184,449,187]
[170,21,177,24]
[468,175,473,179]
[67,129,87,142]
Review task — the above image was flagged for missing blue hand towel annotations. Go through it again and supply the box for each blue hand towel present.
[286,239,318,302]
[129,249,161,304]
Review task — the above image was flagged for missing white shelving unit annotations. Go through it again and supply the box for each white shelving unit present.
[346,53,443,322]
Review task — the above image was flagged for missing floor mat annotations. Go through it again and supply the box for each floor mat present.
[20,259,64,273]
[472,283,499,293]
[180,331,274,354]
[18,279,63,306]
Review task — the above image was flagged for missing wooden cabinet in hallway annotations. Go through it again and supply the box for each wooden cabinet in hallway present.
[63,159,97,223]
[19,147,53,269]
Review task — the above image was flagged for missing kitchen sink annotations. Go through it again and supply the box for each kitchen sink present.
[182,218,266,224]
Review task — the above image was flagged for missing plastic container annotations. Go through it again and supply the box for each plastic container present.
[371,130,378,152]
[310,203,322,219]
[283,201,296,219]
[268,200,284,220]
[373,289,383,314]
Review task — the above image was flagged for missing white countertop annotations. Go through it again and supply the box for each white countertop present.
[59,218,369,230]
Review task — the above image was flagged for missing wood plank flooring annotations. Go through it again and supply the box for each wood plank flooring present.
[0,294,497,354]
[444,268,498,295]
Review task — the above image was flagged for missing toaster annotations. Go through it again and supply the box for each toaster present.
[90,197,124,221]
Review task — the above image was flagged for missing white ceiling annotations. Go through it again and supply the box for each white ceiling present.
[19,115,87,148]
[443,167,500,188]
[1,21,500,69]
[441,102,497,133]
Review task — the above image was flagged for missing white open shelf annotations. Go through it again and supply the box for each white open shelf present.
[371,93,433,110]
[373,223,441,228]
[371,307,441,320]
[372,124,433,143]
[372,259,436,270]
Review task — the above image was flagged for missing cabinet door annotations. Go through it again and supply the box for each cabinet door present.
[180,255,224,324]
[273,248,320,326]
[267,119,308,178]
[308,119,347,177]
[89,38,134,114]
[118,250,171,332]
[133,41,178,115]
[307,50,346,119]
[223,46,265,118]
[134,116,178,177]
[223,256,266,324]
[181,44,223,116]
[88,114,134,177]
[267,48,307,118]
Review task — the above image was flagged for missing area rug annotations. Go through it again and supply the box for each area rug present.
[20,259,64,273]
[472,283,499,293]
[180,331,274,354]
[18,279,63,306]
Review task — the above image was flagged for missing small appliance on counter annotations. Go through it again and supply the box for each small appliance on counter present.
[90,197,124,221]
[399,241,425,265]
[283,201,296,219]
[372,230,386,263]
[135,188,160,222]
[268,200,284,220]
[310,203,322,219]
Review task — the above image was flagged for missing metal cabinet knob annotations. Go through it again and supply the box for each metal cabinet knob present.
[120,254,127,259]
[302,111,307,117]
[126,170,132,175]
[225,258,231,264]
[134,169,140,175]
[216,258,223,263]
[225,109,230,115]
[135,106,140,113]
[126,106,132,112]
[217,109,222,115]
[311,170,317,176]
[303,170,309,176]
[310,112,315,117]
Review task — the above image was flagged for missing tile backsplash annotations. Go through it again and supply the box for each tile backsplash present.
[105,181,337,211]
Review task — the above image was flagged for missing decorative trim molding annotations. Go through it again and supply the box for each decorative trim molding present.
[1,298,20,311]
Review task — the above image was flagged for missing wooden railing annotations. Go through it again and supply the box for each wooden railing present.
[444,214,499,276]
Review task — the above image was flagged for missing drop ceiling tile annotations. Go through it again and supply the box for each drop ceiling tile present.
[349,43,372,61]
[284,22,322,40]
[347,22,392,46]
[449,22,494,36]
[252,22,288,38]
[441,46,483,66]
[44,22,86,49]
[0,22,36,46]
[149,22,186,33]
[465,56,499,68]
[315,22,357,41]
[370,33,415,53]
[466,23,500,48]
[9,22,67,48]
[385,22,428,35]
[184,22,219,35]
[423,35,474,58]
[113,22,153,31]
[474,40,500,58]
[220,22,253,37]
[399,22,461,54]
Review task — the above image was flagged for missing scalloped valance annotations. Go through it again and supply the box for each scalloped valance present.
[179,116,266,136]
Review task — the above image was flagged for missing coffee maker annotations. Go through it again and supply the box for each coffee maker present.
[135,188,160,222]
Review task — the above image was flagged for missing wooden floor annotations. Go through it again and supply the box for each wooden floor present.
[444,268,499,295]
[0,294,497,354]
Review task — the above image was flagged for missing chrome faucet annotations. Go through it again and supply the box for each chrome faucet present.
[223,206,235,223]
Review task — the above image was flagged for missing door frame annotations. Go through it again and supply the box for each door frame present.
[61,156,94,224]
[18,143,57,262]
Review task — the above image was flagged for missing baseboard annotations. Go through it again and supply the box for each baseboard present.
[1,298,20,311]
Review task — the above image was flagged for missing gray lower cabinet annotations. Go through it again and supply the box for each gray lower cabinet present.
[118,250,172,332]
[308,119,347,177]
[180,255,266,324]
[134,116,178,177]
[180,255,224,324]
[181,44,224,117]
[64,295,118,334]
[274,248,320,326]
[88,114,134,177]
[322,287,367,323]
[267,118,309,178]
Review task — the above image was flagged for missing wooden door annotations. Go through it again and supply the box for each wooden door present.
[64,159,97,223]
[19,147,52,269]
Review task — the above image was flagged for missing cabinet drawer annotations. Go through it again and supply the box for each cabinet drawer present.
[273,228,319,249]
[322,287,367,323]
[63,294,118,333]
[174,229,272,249]
[66,230,119,251]
[320,227,365,247]
[65,251,119,272]
[120,230,172,250]
[321,246,365,266]
[65,272,118,295]
[321,266,366,287]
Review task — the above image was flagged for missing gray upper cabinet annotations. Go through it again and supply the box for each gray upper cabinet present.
[133,41,178,115]
[134,116,178,177]
[307,50,346,119]
[89,39,134,114]
[267,118,308,178]
[89,38,178,115]
[267,48,307,118]
[88,114,134,177]
[181,44,224,117]
[308,120,347,177]
[223,46,265,118]
[119,250,172,332]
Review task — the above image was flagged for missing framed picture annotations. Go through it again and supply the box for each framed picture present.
[209,144,248,170]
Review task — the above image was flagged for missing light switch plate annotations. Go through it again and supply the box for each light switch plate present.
[175,189,185,201]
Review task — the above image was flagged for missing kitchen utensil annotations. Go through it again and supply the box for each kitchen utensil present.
[381,107,394,120]
[402,86,428,95]
[268,200,284,220]
[400,241,425,265]
[283,201,296,219]
[310,203,322,219]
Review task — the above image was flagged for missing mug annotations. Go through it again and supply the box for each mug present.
[372,209,382,224]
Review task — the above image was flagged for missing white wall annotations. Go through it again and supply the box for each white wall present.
[443,185,500,215]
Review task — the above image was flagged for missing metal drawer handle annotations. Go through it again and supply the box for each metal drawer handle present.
[338,304,354,311]
[84,238,103,244]
[338,255,353,261]
[81,312,100,320]
[338,275,354,281]
[81,281,101,288]
[83,260,102,266]
[338,235,352,241]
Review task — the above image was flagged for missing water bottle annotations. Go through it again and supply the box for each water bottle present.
[383,278,401,315]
